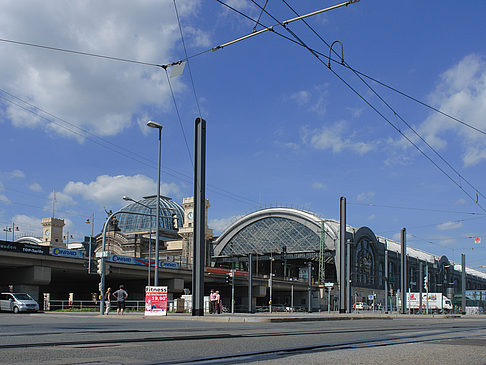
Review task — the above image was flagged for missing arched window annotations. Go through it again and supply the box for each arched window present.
[355,238,374,287]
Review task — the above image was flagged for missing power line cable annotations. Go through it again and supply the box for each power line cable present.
[0,89,259,207]
[216,0,486,139]
[347,202,486,216]
[245,0,486,213]
[279,0,486,205]
[164,68,194,166]
[172,0,203,120]
[253,0,269,32]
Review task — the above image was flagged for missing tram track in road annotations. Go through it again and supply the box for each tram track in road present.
[1,322,485,351]
[151,328,486,364]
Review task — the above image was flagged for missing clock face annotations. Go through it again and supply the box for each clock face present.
[45,229,50,236]
[187,212,193,220]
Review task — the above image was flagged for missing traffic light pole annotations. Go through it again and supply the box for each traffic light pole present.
[231,269,235,314]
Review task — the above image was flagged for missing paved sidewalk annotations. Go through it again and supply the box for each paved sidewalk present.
[38,310,476,322]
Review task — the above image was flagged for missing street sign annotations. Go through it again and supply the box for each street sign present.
[95,251,108,258]
[324,282,334,288]
[474,237,481,244]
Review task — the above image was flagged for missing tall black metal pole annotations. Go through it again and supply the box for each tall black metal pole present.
[346,238,351,313]
[461,253,466,315]
[248,253,253,313]
[339,196,346,313]
[192,118,206,316]
[307,261,312,313]
[384,249,388,313]
[419,261,423,314]
[400,227,407,314]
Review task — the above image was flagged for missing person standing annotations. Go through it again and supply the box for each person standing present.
[215,290,221,314]
[209,289,216,314]
[113,285,128,315]
[104,287,112,315]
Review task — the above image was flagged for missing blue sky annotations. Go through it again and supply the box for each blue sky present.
[1,0,486,269]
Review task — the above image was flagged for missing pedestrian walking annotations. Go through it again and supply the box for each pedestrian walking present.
[113,285,128,315]
[104,287,112,315]
[209,289,216,314]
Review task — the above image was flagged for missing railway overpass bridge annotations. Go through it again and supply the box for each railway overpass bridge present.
[0,240,311,309]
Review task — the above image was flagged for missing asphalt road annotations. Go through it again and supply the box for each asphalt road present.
[1,312,486,364]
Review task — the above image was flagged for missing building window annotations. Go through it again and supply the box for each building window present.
[356,238,374,287]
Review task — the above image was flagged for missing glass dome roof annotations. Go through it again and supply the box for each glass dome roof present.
[116,195,184,235]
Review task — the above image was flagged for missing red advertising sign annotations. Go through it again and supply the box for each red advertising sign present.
[145,286,168,316]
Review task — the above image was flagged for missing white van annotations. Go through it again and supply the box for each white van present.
[0,292,39,313]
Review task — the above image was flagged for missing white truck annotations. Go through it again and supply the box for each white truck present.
[398,292,453,313]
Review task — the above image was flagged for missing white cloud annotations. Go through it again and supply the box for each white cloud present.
[0,194,9,204]
[284,142,300,150]
[408,54,486,167]
[1,170,25,179]
[29,183,43,192]
[437,221,463,231]
[12,214,42,236]
[289,85,327,115]
[290,90,311,106]
[302,121,375,155]
[368,214,376,220]
[357,192,375,201]
[0,0,205,139]
[209,215,243,234]
[63,174,180,207]
[45,190,77,212]
[312,182,325,190]
[456,198,467,205]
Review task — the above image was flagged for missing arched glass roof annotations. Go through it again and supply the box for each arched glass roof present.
[116,195,184,233]
[219,216,321,256]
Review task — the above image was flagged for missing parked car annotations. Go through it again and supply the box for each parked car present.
[0,293,39,313]
[353,302,370,311]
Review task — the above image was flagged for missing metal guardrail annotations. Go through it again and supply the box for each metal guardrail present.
[47,300,146,311]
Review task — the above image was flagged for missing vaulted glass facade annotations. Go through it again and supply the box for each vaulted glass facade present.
[116,195,184,234]
[219,216,320,256]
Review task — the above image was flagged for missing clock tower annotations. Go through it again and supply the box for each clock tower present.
[179,197,213,263]
[41,217,66,248]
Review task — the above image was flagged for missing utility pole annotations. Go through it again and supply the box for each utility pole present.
[248,253,253,313]
[339,196,346,313]
[400,228,407,314]
[384,249,388,313]
[192,118,206,316]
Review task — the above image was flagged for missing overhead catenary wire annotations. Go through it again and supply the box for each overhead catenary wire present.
[240,0,486,213]
[2,2,485,217]
[280,0,486,205]
[1,10,483,139]
[347,202,486,216]
[163,68,193,166]
[214,0,486,138]
[252,0,269,32]
[0,88,259,207]
[172,0,203,121]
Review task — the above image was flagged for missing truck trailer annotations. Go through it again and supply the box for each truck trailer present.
[398,292,452,313]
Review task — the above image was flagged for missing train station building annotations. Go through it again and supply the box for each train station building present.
[2,195,486,312]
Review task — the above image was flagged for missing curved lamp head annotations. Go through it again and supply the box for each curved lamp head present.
[147,121,163,129]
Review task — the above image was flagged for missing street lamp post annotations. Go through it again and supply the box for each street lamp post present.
[85,213,95,273]
[123,196,153,286]
[99,209,154,315]
[147,120,163,286]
